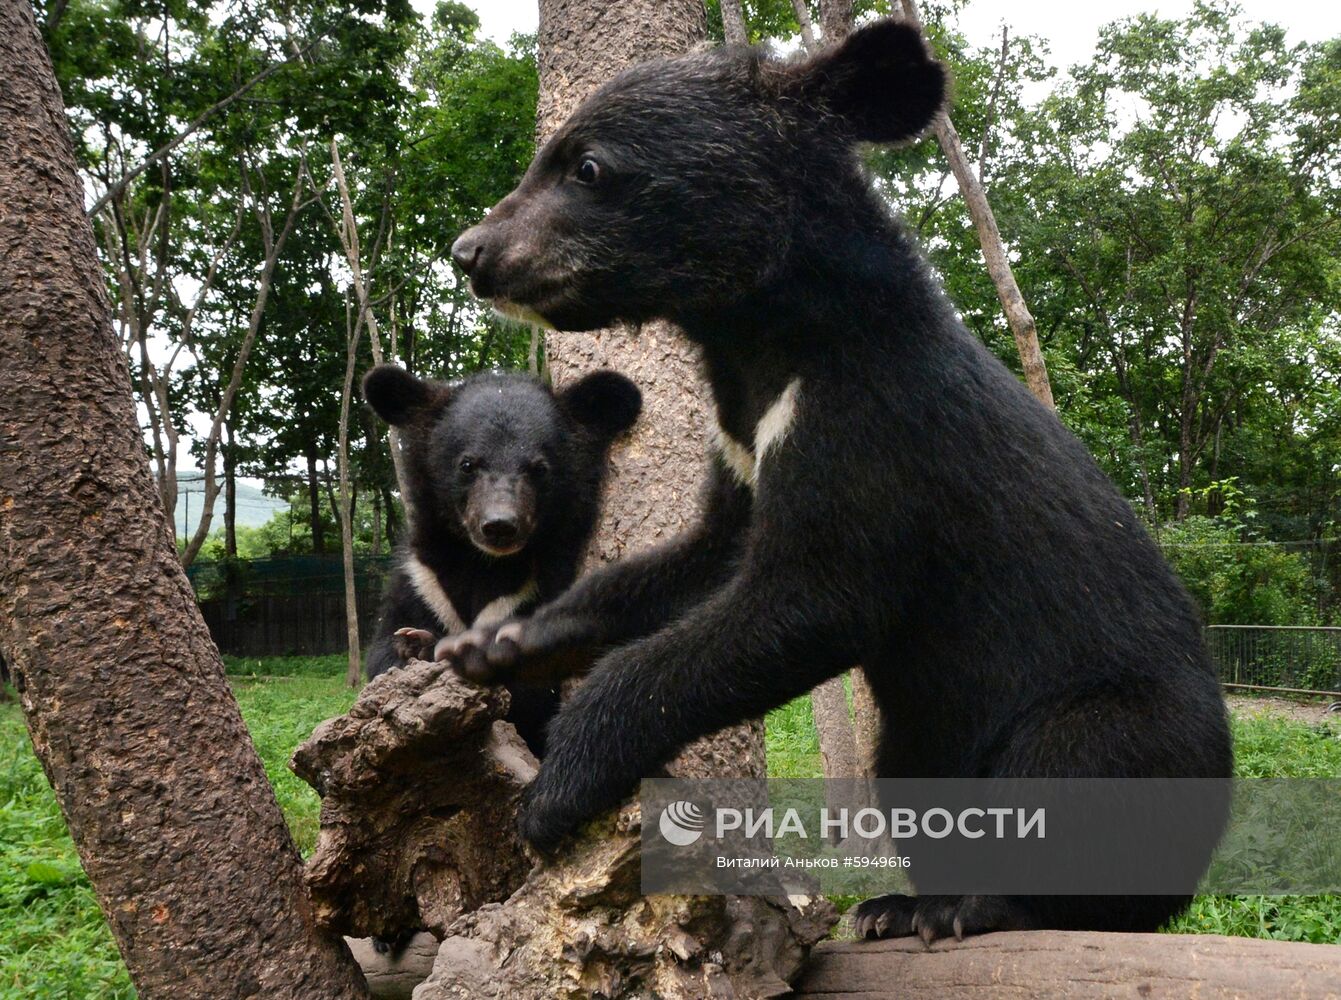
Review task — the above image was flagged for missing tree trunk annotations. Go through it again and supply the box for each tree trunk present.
[849,667,880,773]
[292,659,834,999]
[328,139,411,511]
[0,5,368,997]
[224,415,239,559]
[338,302,364,688]
[791,0,818,49]
[819,0,853,42]
[720,0,748,45]
[308,449,327,554]
[812,678,857,779]
[898,0,1055,411]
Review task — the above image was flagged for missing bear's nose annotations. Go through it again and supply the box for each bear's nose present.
[451,230,484,275]
[481,517,519,547]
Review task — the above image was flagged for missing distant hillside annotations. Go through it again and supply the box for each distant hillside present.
[170,472,288,539]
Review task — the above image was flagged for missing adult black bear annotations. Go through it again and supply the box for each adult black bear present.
[440,21,1233,941]
[362,365,640,759]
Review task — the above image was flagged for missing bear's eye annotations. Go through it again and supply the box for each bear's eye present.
[459,456,478,474]
[575,157,602,186]
[528,458,550,477]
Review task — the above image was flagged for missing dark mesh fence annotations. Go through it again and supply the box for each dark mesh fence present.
[186,555,395,657]
[1207,625,1341,697]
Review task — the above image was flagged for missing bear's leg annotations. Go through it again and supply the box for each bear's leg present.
[514,572,857,849]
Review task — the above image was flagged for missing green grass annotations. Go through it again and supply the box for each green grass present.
[1,673,1338,998]
[0,656,355,1000]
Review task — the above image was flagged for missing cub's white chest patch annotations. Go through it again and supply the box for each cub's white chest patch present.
[474,578,540,629]
[406,556,467,634]
[405,555,537,634]
[713,378,802,491]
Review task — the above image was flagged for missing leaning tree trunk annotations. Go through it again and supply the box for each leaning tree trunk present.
[537,0,767,784]
[0,6,368,999]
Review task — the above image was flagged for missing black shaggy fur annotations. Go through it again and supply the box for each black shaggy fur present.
[362,365,640,758]
[444,20,1233,941]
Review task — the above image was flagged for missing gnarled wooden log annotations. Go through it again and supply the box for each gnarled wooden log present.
[292,660,838,998]
[792,930,1341,999]
[416,802,837,1000]
[290,658,536,942]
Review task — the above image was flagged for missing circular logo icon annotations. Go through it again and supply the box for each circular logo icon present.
[658,800,705,846]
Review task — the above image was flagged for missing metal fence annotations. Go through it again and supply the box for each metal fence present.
[198,588,387,658]
[1206,625,1341,698]
[190,555,395,657]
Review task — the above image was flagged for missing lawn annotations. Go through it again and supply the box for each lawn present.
[1,657,1338,998]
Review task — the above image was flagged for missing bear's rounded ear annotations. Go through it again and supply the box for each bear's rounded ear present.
[361,365,450,426]
[557,370,643,439]
[781,19,946,144]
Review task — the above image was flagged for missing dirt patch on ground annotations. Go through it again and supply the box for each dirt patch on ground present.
[1227,694,1341,727]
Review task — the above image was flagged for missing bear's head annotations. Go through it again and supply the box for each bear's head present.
[450,19,946,331]
[362,366,641,556]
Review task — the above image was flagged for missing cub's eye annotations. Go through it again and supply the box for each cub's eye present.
[528,458,551,477]
[575,157,602,186]
[459,457,478,474]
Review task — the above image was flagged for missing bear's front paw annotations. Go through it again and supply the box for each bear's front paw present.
[393,627,438,662]
[516,777,587,852]
[434,625,505,682]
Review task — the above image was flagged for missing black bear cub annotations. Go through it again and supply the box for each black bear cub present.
[362,364,640,758]
[441,19,1233,942]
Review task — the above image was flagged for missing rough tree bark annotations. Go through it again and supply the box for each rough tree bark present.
[898,0,1054,409]
[0,4,368,998]
[819,0,853,42]
[720,0,749,45]
[291,660,536,946]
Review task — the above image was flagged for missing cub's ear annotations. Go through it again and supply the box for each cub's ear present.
[781,19,946,143]
[557,371,642,439]
[361,365,451,426]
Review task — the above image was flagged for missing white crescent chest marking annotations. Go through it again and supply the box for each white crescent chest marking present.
[474,577,540,629]
[407,556,467,634]
[712,377,802,491]
[405,555,538,634]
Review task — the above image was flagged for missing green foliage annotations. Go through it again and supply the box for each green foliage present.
[1162,519,1322,627]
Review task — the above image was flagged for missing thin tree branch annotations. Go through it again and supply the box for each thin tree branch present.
[88,36,324,216]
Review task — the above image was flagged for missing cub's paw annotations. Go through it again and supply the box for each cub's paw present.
[393,627,438,662]
[438,613,603,685]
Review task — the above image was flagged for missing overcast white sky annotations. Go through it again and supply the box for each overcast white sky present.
[462,0,1340,68]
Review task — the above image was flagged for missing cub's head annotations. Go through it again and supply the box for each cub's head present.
[363,366,640,556]
[450,19,946,331]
